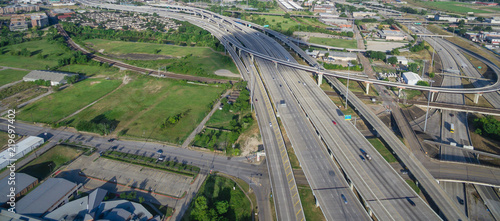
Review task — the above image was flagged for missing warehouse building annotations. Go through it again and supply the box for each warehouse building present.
[326,51,357,61]
[0,136,44,169]
[16,178,79,217]
[23,70,76,86]
[0,173,38,205]
[402,72,422,85]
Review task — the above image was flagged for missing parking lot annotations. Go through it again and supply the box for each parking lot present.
[59,153,193,198]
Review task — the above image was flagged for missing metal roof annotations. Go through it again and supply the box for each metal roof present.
[23,70,74,83]
[0,173,37,204]
[16,178,77,217]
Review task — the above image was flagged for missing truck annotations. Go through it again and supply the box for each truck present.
[360,148,372,161]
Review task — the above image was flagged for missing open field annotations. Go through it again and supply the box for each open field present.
[17,79,122,124]
[56,64,121,77]
[295,17,330,29]
[309,37,357,49]
[65,74,224,143]
[84,39,238,76]
[0,69,28,86]
[0,39,69,70]
[1,86,49,109]
[368,138,397,163]
[182,175,252,221]
[245,14,297,30]
[20,145,82,180]
[411,1,491,14]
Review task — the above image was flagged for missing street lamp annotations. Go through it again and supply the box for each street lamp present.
[345,65,350,110]
[423,80,435,132]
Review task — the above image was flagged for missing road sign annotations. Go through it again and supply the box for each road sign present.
[345,115,352,121]
[264,25,269,28]
[478,66,482,69]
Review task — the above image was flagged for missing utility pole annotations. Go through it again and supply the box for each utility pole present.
[423,80,435,132]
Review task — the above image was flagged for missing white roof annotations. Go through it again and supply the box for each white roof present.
[0,136,43,165]
[403,72,422,81]
[396,56,408,61]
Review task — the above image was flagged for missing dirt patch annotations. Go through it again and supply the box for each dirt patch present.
[90,81,101,85]
[111,53,175,61]
[214,69,240,78]
[240,136,261,156]
[98,49,104,53]
[122,75,131,85]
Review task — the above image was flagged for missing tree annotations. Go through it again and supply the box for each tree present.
[476,16,486,22]
[408,63,419,73]
[387,56,398,65]
[191,196,209,221]
[324,52,330,59]
[378,24,384,30]
[390,48,400,55]
[284,13,290,18]
[416,81,429,86]
[216,201,229,215]
[429,72,435,78]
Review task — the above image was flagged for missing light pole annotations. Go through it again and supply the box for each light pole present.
[345,68,350,110]
[423,80,435,132]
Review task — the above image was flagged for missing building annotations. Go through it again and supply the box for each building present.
[0,136,44,169]
[0,4,39,14]
[489,17,500,24]
[319,18,350,26]
[16,178,79,217]
[434,14,461,23]
[0,209,43,221]
[486,36,500,44]
[352,11,377,17]
[50,8,75,20]
[306,50,319,58]
[9,14,29,31]
[402,72,422,85]
[23,70,76,86]
[378,30,407,41]
[44,188,157,221]
[30,12,48,28]
[0,173,38,205]
[388,55,408,65]
[327,51,357,61]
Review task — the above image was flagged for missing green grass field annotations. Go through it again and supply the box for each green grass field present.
[309,37,357,49]
[20,145,82,180]
[417,1,490,14]
[56,64,121,77]
[368,138,397,163]
[206,110,235,130]
[298,186,326,221]
[0,131,9,149]
[406,179,421,194]
[0,69,29,86]
[84,39,238,75]
[183,175,252,221]
[247,15,298,30]
[0,39,69,70]
[295,17,330,29]
[17,79,122,124]
[67,75,224,144]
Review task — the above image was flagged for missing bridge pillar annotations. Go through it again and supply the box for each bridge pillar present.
[365,83,370,94]
[251,54,254,62]
[430,91,435,102]
[474,93,482,104]
[398,88,403,98]
[238,48,241,57]
[317,73,323,87]
[274,61,277,68]
[349,182,354,191]
[368,207,373,216]
[314,195,320,207]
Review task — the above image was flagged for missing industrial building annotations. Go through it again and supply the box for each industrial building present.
[0,136,44,169]
[0,173,38,206]
[326,51,357,61]
[402,72,422,85]
[23,70,76,86]
[16,178,79,217]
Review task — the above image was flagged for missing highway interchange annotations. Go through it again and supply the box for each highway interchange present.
[10,1,500,220]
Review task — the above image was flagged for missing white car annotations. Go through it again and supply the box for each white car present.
[269,122,272,127]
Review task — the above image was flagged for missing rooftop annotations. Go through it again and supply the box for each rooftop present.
[0,173,37,204]
[16,178,77,217]
[23,70,74,83]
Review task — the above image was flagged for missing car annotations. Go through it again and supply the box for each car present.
[279,84,282,87]
[450,113,454,117]
[359,155,365,161]
[400,169,409,175]
[269,122,272,127]
[457,196,464,205]
[157,149,163,154]
[407,197,416,206]
[332,121,337,125]
[298,81,301,83]
[108,138,115,142]
[255,99,258,102]
[158,157,164,161]
[303,83,306,86]
[341,194,348,204]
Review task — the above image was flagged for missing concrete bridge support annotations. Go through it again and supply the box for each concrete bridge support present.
[398,88,403,98]
[251,54,254,62]
[318,73,323,87]
[365,83,370,94]
[474,93,482,104]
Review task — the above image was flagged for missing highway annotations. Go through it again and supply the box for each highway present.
[40,1,500,220]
